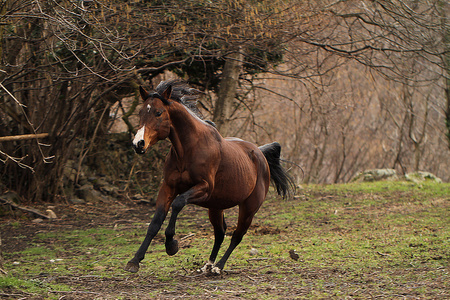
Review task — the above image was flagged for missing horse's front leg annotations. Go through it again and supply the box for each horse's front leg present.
[164,181,210,256]
[124,184,175,273]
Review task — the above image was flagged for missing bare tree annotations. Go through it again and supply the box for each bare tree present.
[0,0,314,200]
[213,49,243,135]
[1,0,450,202]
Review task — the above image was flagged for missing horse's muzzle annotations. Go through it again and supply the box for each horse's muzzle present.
[133,140,146,154]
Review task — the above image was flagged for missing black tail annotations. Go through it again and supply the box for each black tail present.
[259,142,295,198]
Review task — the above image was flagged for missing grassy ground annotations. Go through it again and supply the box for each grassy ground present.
[1,181,449,299]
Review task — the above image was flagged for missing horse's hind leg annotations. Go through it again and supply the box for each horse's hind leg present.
[212,192,264,274]
[200,209,227,272]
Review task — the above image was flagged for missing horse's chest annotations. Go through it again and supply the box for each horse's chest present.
[166,170,192,191]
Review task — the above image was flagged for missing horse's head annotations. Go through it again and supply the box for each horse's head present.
[132,85,172,154]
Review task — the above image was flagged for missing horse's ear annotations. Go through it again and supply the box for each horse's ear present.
[160,85,172,102]
[139,86,149,101]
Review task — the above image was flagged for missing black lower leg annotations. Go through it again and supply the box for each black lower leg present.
[214,230,243,270]
[209,218,227,263]
[165,195,187,256]
[125,206,166,272]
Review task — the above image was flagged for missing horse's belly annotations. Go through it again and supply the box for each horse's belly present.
[208,184,254,209]
[207,162,259,209]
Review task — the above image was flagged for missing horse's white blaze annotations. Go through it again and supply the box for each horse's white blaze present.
[147,104,151,112]
[133,126,145,146]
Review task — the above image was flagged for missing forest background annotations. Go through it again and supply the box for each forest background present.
[0,0,449,203]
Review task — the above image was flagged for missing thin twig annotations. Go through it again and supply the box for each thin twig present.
[0,150,34,172]
[246,257,270,262]
[75,104,110,183]
[180,233,195,241]
[0,82,26,107]
[51,291,101,295]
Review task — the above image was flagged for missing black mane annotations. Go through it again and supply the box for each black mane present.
[155,80,204,119]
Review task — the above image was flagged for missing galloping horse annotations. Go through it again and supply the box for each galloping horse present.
[124,80,294,274]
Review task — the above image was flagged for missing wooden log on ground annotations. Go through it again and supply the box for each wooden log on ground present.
[0,197,51,219]
[0,133,49,142]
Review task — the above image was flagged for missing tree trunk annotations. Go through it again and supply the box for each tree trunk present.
[439,0,450,149]
[445,79,450,150]
[444,53,450,149]
[443,25,450,150]
[213,49,243,136]
[0,231,4,275]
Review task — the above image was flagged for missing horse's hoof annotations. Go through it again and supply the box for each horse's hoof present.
[211,266,222,275]
[198,261,213,273]
[124,261,139,273]
[165,239,179,256]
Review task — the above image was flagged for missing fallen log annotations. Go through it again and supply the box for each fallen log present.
[0,196,51,219]
[0,133,49,142]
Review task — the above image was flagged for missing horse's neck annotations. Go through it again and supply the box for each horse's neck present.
[167,104,204,160]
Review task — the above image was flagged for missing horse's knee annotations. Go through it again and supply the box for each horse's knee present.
[171,195,187,212]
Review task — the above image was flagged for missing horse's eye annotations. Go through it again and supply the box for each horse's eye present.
[155,111,162,117]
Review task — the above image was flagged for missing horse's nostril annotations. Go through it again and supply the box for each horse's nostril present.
[133,140,146,154]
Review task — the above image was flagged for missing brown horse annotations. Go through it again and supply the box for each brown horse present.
[124,80,294,274]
